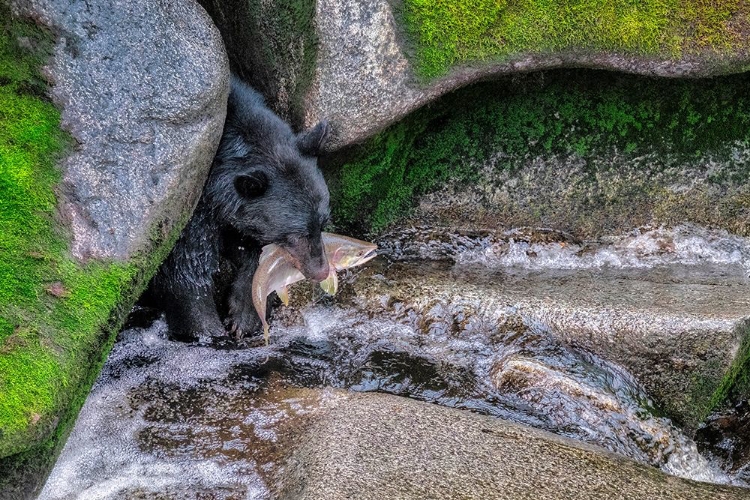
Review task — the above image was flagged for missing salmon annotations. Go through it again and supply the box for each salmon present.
[252,232,378,344]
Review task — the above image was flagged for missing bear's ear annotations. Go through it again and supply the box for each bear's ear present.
[296,120,331,157]
[234,172,269,199]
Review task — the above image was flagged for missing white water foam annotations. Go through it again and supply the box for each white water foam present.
[39,319,277,500]
[381,225,750,272]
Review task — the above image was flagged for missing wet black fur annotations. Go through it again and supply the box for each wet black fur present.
[149,76,331,341]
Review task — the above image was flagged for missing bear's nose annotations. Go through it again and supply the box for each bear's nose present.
[310,264,330,282]
[282,236,330,282]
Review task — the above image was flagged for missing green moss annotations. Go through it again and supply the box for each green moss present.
[0,7,141,461]
[329,70,750,234]
[708,322,750,414]
[400,0,748,79]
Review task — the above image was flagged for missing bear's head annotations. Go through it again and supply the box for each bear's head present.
[207,77,332,282]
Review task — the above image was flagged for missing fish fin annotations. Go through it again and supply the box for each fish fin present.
[320,271,339,295]
[277,286,290,306]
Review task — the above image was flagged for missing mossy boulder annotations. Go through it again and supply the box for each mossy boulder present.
[0,0,228,496]
[303,0,750,150]
[328,70,750,237]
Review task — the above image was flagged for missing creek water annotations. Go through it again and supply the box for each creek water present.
[40,225,750,499]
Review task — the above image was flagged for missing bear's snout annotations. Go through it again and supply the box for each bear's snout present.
[284,236,330,283]
[296,253,330,282]
[307,261,331,282]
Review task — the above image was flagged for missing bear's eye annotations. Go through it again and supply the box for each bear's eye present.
[234,172,269,199]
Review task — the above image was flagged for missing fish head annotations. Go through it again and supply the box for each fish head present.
[326,236,378,270]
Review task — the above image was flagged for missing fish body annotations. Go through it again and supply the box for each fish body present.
[251,232,378,344]
[252,244,304,344]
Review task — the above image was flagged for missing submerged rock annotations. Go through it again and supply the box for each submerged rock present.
[278,393,749,500]
[37,316,342,499]
[696,402,750,483]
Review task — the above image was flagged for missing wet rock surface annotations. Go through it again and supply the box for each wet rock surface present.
[10,0,229,260]
[341,226,750,430]
[38,319,345,499]
[40,226,750,497]
[405,143,750,240]
[279,393,749,500]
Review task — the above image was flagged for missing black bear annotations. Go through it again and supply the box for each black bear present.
[149,76,331,341]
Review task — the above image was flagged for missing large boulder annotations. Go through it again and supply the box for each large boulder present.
[0,0,228,496]
[12,0,228,261]
[279,392,749,500]
[304,0,750,150]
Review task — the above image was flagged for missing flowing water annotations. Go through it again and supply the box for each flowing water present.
[40,225,750,499]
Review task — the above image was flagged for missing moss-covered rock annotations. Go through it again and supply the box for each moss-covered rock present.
[402,0,750,79]
[303,0,750,150]
[0,1,228,496]
[327,70,750,237]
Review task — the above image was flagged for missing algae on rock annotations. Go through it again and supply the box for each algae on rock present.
[328,70,750,237]
[0,9,138,493]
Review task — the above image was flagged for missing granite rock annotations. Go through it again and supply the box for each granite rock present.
[12,0,229,261]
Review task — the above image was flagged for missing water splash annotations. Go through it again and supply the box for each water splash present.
[379,225,750,272]
[39,318,342,500]
[276,305,742,486]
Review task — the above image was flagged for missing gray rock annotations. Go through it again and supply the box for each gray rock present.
[408,145,750,239]
[197,0,317,128]
[278,392,750,500]
[11,0,229,261]
[304,0,750,150]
